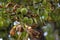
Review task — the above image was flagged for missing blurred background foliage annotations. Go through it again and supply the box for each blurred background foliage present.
[0,0,60,40]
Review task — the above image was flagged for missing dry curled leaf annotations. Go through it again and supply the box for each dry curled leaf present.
[5,2,13,8]
[13,4,20,12]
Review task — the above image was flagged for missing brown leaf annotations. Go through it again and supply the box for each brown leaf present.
[0,5,3,8]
